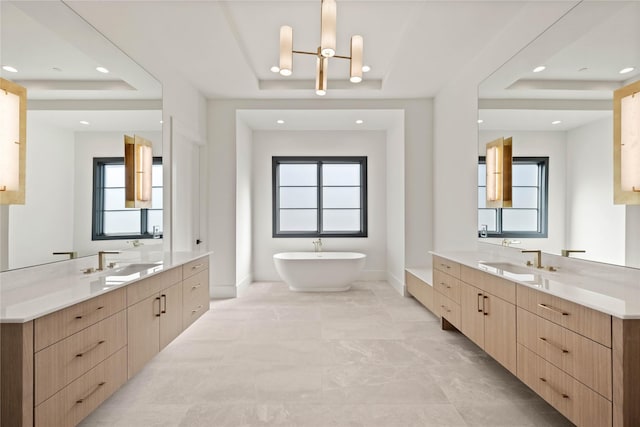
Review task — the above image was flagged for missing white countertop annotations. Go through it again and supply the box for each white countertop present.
[431,250,640,319]
[0,251,211,323]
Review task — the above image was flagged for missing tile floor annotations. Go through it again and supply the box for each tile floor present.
[80,281,573,427]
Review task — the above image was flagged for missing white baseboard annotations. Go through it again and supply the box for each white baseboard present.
[386,271,406,296]
[210,284,237,299]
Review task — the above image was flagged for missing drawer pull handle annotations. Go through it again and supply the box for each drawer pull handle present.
[192,304,203,314]
[191,284,201,290]
[76,381,106,404]
[440,282,451,289]
[75,306,104,319]
[483,295,489,315]
[76,340,106,358]
[440,263,451,269]
[155,297,162,317]
[539,377,569,399]
[538,303,569,316]
[477,293,483,312]
[191,263,203,270]
[539,337,569,354]
[161,294,167,314]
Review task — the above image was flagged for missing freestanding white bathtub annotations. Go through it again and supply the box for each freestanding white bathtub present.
[273,252,366,292]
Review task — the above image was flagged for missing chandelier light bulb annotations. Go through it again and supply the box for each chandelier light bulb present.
[279,25,293,76]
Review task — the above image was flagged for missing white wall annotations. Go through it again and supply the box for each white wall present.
[433,3,577,254]
[479,130,567,253]
[386,119,405,292]
[73,131,162,256]
[208,99,432,297]
[251,130,387,282]
[7,116,75,269]
[566,117,625,265]
[235,117,253,291]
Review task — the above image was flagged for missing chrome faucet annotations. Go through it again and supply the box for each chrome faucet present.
[521,250,543,269]
[312,238,323,253]
[98,251,120,271]
[561,249,586,257]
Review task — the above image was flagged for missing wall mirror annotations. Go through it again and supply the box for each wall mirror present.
[0,1,162,272]
[478,1,640,269]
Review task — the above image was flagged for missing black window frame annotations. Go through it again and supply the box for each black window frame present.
[92,156,163,241]
[272,156,368,238]
[478,156,549,238]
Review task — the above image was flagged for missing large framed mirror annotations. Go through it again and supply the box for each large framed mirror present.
[0,1,163,272]
[478,1,640,269]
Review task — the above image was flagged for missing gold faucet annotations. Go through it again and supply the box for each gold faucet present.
[98,251,120,271]
[521,250,543,269]
[52,251,77,259]
[561,249,586,257]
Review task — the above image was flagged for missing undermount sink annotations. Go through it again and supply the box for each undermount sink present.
[109,263,162,276]
[478,261,539,282]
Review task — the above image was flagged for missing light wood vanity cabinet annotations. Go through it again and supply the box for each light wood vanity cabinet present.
[406,271,434,314]
[432,256,462,329]
[459,266,517,375]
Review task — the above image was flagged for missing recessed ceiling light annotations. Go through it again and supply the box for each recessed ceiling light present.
[551,120,562,125]
[477,119,484,124]
[96,66,109,74]
[361,65,371,73]
[276,119,285,124]
[619,67,635,74]
[79,120,90,125]
[533,66,546,73]
[2,65,18,73]
[355,119,364,124]
[270,66,280,73]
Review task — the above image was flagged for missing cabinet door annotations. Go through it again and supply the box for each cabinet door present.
[160,281,183,349]
[484,294,517,375]
[460,281,485,347]
[127,294,161,378]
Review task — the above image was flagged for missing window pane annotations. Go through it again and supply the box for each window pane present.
[322,164,360,186]
[151,188,163,209]
[512,164,538,186]
[147,210,163,234]
[280,187,317,208]
[478,187,487,208]
[323,209,361,231]
[279,164,317,186]
[104,164,124,187]
[512,187,538,209]
[104,211,140,234]
[104,188,125,210]
[323,187,360,208]
[280,209,317,231]
[152,164,163,187]
[502,209,538,231]
[478,209,497,232]
[478,163,486,186]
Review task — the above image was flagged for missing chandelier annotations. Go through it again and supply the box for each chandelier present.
[275,0,363,96]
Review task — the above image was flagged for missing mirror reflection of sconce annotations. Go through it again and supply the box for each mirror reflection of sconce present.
[0,78,26,205]
[614,79,640,205]
[124,134,152,208]
[485,136,512,208]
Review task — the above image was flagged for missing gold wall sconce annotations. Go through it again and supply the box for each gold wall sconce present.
[124,134,152,208]
[486,136,512,208]
[0,78,27,205]
[614,79,640,204]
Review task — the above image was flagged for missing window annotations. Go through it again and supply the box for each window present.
[478,156,548,238]
[93,157,163,240]
[273,157,367,237]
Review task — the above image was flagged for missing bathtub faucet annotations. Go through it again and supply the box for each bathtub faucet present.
[313,238,323,252]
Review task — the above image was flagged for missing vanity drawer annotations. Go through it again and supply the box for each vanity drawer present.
[35,347,127,427]
[434,291,461,330]
[517,308,612,400]
[406,271,434,313]
[35,288,126,352]
[517,344,612,427]
[433,269,461,304]
[35,311,127,406]
[183,270,209,328]
[433,256,461,278]
[183,256,209,280]
[460,265,515,304]
[517,285,611,347]
[126,266,182,306]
